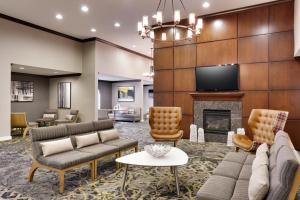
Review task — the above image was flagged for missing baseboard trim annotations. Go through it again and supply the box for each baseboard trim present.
[0,136,12,141]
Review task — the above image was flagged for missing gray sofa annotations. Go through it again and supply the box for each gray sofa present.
[28,119,138,193]
[197,131,300,200]
[108,107,141,122]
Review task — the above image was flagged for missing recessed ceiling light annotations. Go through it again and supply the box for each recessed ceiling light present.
[132,45,136,48]
[91,28,96,32]
[53,71,59,74]
[81,5,89,12]
[55,13,63,20]
[114,22,121,27]
[202,2,210,8]
[19,67,25,70]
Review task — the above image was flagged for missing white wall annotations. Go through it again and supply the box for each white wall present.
[49,42,97,122]
[295,0,300,56]
[95,42,152,81]
[143,85,153,115]
[0,18,82,140]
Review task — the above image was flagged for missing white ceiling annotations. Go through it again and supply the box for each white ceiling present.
[0,0,276,57]
[11,64,76,76]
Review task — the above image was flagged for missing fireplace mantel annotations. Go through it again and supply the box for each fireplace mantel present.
[190,92,244,101]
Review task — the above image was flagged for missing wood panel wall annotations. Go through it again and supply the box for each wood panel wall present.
[153,1,300,149]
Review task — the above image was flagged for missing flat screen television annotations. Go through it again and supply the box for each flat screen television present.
[195,64,239,92]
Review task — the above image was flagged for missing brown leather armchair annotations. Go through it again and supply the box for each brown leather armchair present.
[149,107,183,146]
[233,109,288,151]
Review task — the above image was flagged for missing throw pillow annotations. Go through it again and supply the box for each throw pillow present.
[252,151,269,171]
[99,129,120,142]
[272,112,288,134]
[40,138,74,157]
[65,114,74,120]
[248,164,270,200]
[256,143,269,155]
[75,132,100,148]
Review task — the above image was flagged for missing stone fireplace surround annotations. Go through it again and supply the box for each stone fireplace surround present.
[190,92,244,143]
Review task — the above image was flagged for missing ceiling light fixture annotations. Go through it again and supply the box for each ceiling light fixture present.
[55,14,63,20]
[19,67,25,70]
[202,2,210,8]
[91,28,96,32]
[132,45,136,48]
[81,5,89,12]
[137,0,203,42]
[53,72,59,74]
[114,22,121,27]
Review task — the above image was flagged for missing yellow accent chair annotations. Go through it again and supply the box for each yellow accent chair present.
[149,107,183,146]
[11,112,31,138]
[233,109,288,151]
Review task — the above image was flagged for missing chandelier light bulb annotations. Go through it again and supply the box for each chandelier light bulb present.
[174,10,181,24]
[156,11,163,25]
[175,32,180,40]
[196,18,203,29]
[162,32,167,41]
[187,29,193,38]
[138,21,143,32]
[143,16,149,27]
[150,31,155,39]
[189,13,195,25]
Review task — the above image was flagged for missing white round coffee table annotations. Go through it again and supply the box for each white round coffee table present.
[116,147,188,196]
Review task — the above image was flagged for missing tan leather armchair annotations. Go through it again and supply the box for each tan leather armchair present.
[11,112,30,138]
[149,107,183,146]
[233,109,288,151]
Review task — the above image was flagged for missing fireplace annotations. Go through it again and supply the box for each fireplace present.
[203,109,231,134]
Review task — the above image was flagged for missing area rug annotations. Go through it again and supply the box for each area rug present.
[0,122,234,200]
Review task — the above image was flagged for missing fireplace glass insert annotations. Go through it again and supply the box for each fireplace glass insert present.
[203,109,231,134]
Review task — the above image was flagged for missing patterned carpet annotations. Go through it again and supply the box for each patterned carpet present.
[0,122,234,200]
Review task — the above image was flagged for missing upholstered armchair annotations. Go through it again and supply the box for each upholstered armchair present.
[36,109,58,126]
[54,110,79,125]
[11,112,30,138]
[233,109,289,151]
[149,107,183,146]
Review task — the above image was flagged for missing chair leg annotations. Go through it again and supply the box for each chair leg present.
[23,126,31,138]
[28,162,39,182]
[94,160,98,178]
[134,146,138,152]
[235,146,240,152]
[59,171,65,193]
[90,162,95,180]
[116,152,121,169]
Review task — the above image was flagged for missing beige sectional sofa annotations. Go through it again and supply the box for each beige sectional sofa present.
[197,131,300,200]
[28,119,138,193]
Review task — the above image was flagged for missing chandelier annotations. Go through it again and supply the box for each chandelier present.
[137,0,203,41]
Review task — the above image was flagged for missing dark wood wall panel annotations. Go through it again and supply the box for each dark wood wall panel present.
[269,1,294,33]
[269,61,300,90]
[269,91,300,119]
[174,45,196,68]
[174,92,194,115]
[238,6,269,37]
[174,69,195,91]
[153,70,173,92]
[153,1,300,149]
[154,92,173,106]
[154,47,173,69]
[181,115,194,139]
[154,28,174,48]
[197,39,237,66]
[269,31,294,61]
[239,63,269,90]
[197,13,237,42]
[242,92,269,117]
[238,35,268,63]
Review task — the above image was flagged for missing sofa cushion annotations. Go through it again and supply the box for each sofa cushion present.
[75,132,100,148]
[197,175,236,200]
[213,161,243,179]
[266,145,298,200]
[223,152,248,164]
[67,122,94,135]
[239,164,252,180]
[40,138,74,157]
[76,143,119,159]
[231,180,249,200]
[99,129,120,142]
[269,131,290,170]
[244,155,255,165]
[30,125,68,142]
[93,120,114,131]
[104,138,138,150]
[37,150,94,170]
[248,163,269,200]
